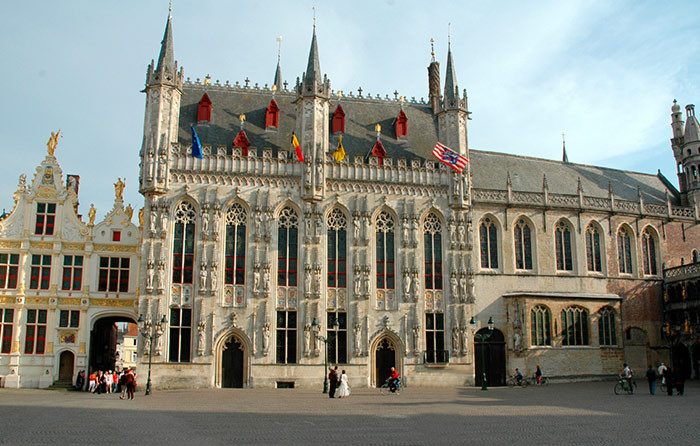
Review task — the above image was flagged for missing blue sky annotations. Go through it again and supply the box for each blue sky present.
[1,0,699,217]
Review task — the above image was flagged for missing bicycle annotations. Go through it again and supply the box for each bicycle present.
[614,378,635,395]
[380,377,401,395]
[506,375,529,387]
[527,376,548,386]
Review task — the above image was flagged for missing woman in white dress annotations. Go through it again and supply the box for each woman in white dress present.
[337,370,350,398]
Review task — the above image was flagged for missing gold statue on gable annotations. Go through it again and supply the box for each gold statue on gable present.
[114,178,125,201]
[88,204,97,226]
[47,130,61,156]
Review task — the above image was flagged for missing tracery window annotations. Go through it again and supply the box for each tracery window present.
[561,306,589,346]
[585,224,602,272]
[514,219,533,270]
[423,213,442,290]
[277,207,299,287]
[555,221,573,271]
[598,307,616,346]
[530,305,551,346]
[375,211,395,289]
[479,217,498,269]
[225,203,247,285]
[641,228,658,276]
[327,209,347,288]
[172,201,196,284]
[617,227,633,274]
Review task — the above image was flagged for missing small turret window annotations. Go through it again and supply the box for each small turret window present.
[197,93,212,123]
[332,105,345,134]
[233,130,251,157]
[265,99,279,129]
[395,110,408,138]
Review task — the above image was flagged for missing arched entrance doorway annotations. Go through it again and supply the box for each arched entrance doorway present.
[371,334,403,387]
[221,336,245,388]
[474,328,506,387]
[625,327,648,374]
[89,315,137,373]
[58,351,75,382]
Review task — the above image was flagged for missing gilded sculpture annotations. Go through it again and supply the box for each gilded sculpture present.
[114,178,125,201]
[88,204,96,225]
[47,130,61,156]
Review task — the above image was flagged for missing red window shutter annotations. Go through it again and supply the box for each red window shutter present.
[197,93,212,122]
[395,110,408,138]
[233,130,251,156]
[266,99,280,129]
[332,105,345,134]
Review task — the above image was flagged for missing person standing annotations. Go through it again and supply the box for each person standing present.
[328,366,338,398]
[337,370,350,398]
[535,365,543,385]
[674,367,685,396]
[664,367,674,396]
[645,365,656,395]
[124,369,136,400]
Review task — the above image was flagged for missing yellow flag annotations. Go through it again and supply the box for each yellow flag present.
[334,134,346,162]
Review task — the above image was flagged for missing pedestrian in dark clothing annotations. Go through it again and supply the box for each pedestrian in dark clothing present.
[664,368,674,396]
[674,368,685,395]
[645,365,656,395]
[328,367,338,398]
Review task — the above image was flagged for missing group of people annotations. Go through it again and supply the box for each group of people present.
[328,366,350,398]
[74,368,137,400]
[513,365,545,385]
[645,362,686,396]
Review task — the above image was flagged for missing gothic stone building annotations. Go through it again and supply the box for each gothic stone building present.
[0,150,141,388]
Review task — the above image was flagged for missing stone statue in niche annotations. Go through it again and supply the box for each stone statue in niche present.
[412,325,420,354]
[156,262,165,292]
[197,320,206,356]
[411,217,419,248]
[312,321,320,356]
[448,219,457,249]
[457,220,466,249]
[254,209,263,241]
[450,273,458,301]
[212,206,221,240]
[353,322,362,356]
[401,217,410,247]
[459,273,467,303]
[304,216,313,242]
[253,264,261,293]
[155,323,164,356]
[315,213,323,239]
[210,262,218,293]
[304,163,312,188]
[146,260,155,291]
[199,262,207,291]
[157,152,167,183]
[262,320,271,356]
[143,333,151,356]
[304,323,311,356]
[353,267,362,297]
[353,216,361,242]
[145,149,155,183]
[159,208,168,233]
[316,162,323,186]
[304,266,312,295]
[149,208,157,233]
[262,266,270,293]
[313,265,322,294]
[411,271,419,298]
[362,214,370,242]
[452,326,460,353]
[403,270,411,298]
[362,267,371,296]
[459,327,468,355]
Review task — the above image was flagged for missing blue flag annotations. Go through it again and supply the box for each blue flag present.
[191,125,203,159]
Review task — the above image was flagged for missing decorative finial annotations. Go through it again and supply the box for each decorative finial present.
[448,23,451,47]
[276,35,282,62]
[337,90,343,100]
[47,129,61,156]
[430,37,435,62]
[375,124,381,139]
[312,5,316,29]
[239,114,246,128]
[169,0,172,18]
[204,74,211,86]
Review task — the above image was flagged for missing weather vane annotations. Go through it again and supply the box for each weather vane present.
[448,23,451,46]
[312,6,316,28]
[276,35,282,62]
[430,37,435,62]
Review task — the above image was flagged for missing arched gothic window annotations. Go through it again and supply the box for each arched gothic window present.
[585,224,602,272]
[172,201,196,284]
[224,203,247,285]
[423,213,442,290]
[375,211,395,289]
[514,219,533,270]
[617,227,633,274]
[327,209,347,288]
[555,221,573,271]
[561,306,589,346]
[598,307,616,346]
[530,305,551,346]
[479,217,498,269]
[641,228,658,275]
[277,207,299,287]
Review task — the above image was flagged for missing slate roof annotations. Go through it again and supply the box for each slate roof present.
[177,84,679,206]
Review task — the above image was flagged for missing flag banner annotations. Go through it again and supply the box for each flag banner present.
[432,141,468,173]
[191,125,203,159]
[291,132,303,162]
[334,134,345,162]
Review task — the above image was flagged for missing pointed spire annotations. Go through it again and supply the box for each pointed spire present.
[443,38,459,106]
[562,132,569,163]
[273,36,283,92]
[303,25,322,90]
[156,4,176,74]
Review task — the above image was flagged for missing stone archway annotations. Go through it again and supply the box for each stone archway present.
[370,331,403,387]
[215,329,251,388]
[474,328,506,387]
[58,350,75,382]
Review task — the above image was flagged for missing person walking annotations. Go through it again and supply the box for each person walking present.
[123,369,136,400]
[664,367,674,396]
[328,366,338,398]
[337,370,350,398]
[674,367,685,396]
[645,365,656,395]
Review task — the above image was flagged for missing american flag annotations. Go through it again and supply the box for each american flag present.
[432,142,468,173]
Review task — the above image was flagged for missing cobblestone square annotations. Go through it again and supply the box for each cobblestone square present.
[0,381,697,445]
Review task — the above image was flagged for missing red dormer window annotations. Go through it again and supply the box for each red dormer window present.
[332,105,345,134]
[265,99,280,129]
[233,130,251,156]
[197,93,212,122]
[395,110,407,138]
[371,140,386,165]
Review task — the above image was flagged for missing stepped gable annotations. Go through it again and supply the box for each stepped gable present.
[470,149,677,205]
[177,84,439,161]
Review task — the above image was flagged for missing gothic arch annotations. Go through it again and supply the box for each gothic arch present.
[272,199,302,218]
[214,327,252,388]
[370,205,399,224]
[221,195,250,214]
[616,222,637,275]
[584,219,607,274]
[368,327,404,387]
[323,202,351,221]
[419,207,445,227]
[169,194,201,217]
[88,309,137,330]
[553,218,576,271]
[512,215,538,270]
[641,224,661,275]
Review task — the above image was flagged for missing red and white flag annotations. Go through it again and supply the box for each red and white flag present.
[432,142,468,173]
